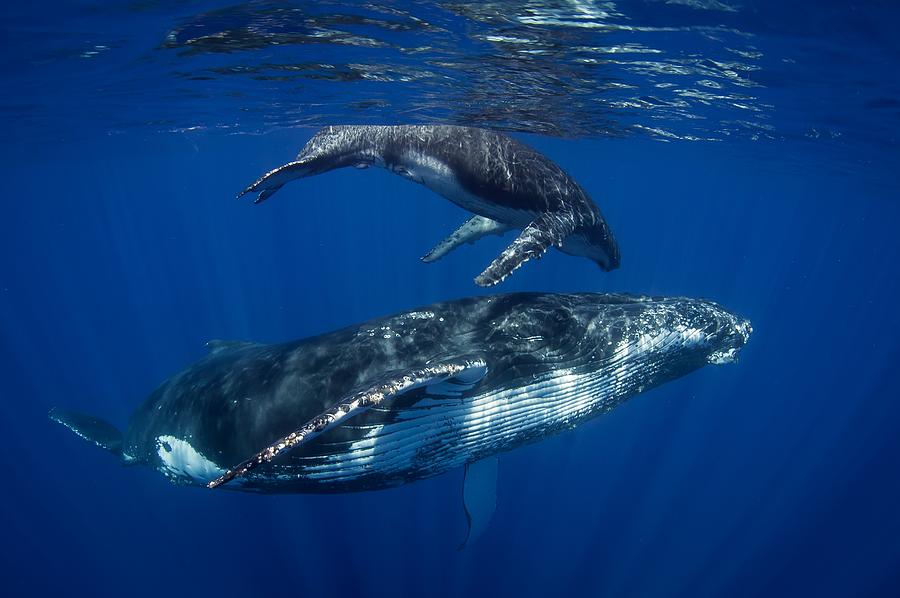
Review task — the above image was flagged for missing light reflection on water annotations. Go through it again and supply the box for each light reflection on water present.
[4,0,898,161]
[7,0,774,141]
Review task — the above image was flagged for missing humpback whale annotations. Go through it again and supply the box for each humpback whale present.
[51,293,749,497]
[238,125,620,286]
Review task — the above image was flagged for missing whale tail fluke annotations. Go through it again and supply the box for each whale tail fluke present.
[49,407,123,457]
[237,160,312,203]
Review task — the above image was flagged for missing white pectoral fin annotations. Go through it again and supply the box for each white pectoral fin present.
[207,357,488,489]
[460,456,499,549]
[475,212,577,286]
[422,215,511,263]
[237,159,313,203]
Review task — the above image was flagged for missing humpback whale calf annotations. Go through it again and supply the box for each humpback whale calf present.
[238,125,620,286]
[51,293,749,500]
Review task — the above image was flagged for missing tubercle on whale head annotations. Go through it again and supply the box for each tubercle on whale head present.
[673,298,752,366]
[707,316,752,365]
[571,295,751,369]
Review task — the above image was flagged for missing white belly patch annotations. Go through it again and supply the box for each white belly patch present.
[397,150,529,225]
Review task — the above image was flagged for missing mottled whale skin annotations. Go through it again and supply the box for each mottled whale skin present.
[50,293,750,493]
[239,125,620,286]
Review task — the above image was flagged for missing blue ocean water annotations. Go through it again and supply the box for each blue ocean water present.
[2,1,899,596]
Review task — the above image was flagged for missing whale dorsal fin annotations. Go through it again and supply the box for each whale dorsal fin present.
[422,215,511,263]
[475,211,577,286]
[205,339,261,354]
[49,408,123,456]
[208,356,489,489]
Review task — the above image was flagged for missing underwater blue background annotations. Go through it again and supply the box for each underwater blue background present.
[2,1,899,596]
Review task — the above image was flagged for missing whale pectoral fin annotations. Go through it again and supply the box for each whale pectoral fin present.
[459,456,499,549]
[207,357,489,489]
[49,408,123,456]
[422,215,511,263]
[237,159,313,203]
[475,212,577,286]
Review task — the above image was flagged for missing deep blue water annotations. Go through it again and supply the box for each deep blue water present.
[2,2,899,596]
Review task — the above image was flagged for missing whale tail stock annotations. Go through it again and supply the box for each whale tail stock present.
[49,407,124,457]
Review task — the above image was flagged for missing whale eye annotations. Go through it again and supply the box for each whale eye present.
[161,440,172,453]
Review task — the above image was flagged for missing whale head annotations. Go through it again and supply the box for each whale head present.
[643,297,751,367]
[571,294,752,380]
[705,309,752,365]
[560,223,621,271]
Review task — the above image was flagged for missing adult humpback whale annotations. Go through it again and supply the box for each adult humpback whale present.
[51,293,749,496]
[238,125,620,286]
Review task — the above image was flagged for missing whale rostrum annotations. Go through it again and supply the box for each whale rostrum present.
[239,125,621,286]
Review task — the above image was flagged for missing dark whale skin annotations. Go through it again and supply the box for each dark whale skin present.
[117,293,750,493]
